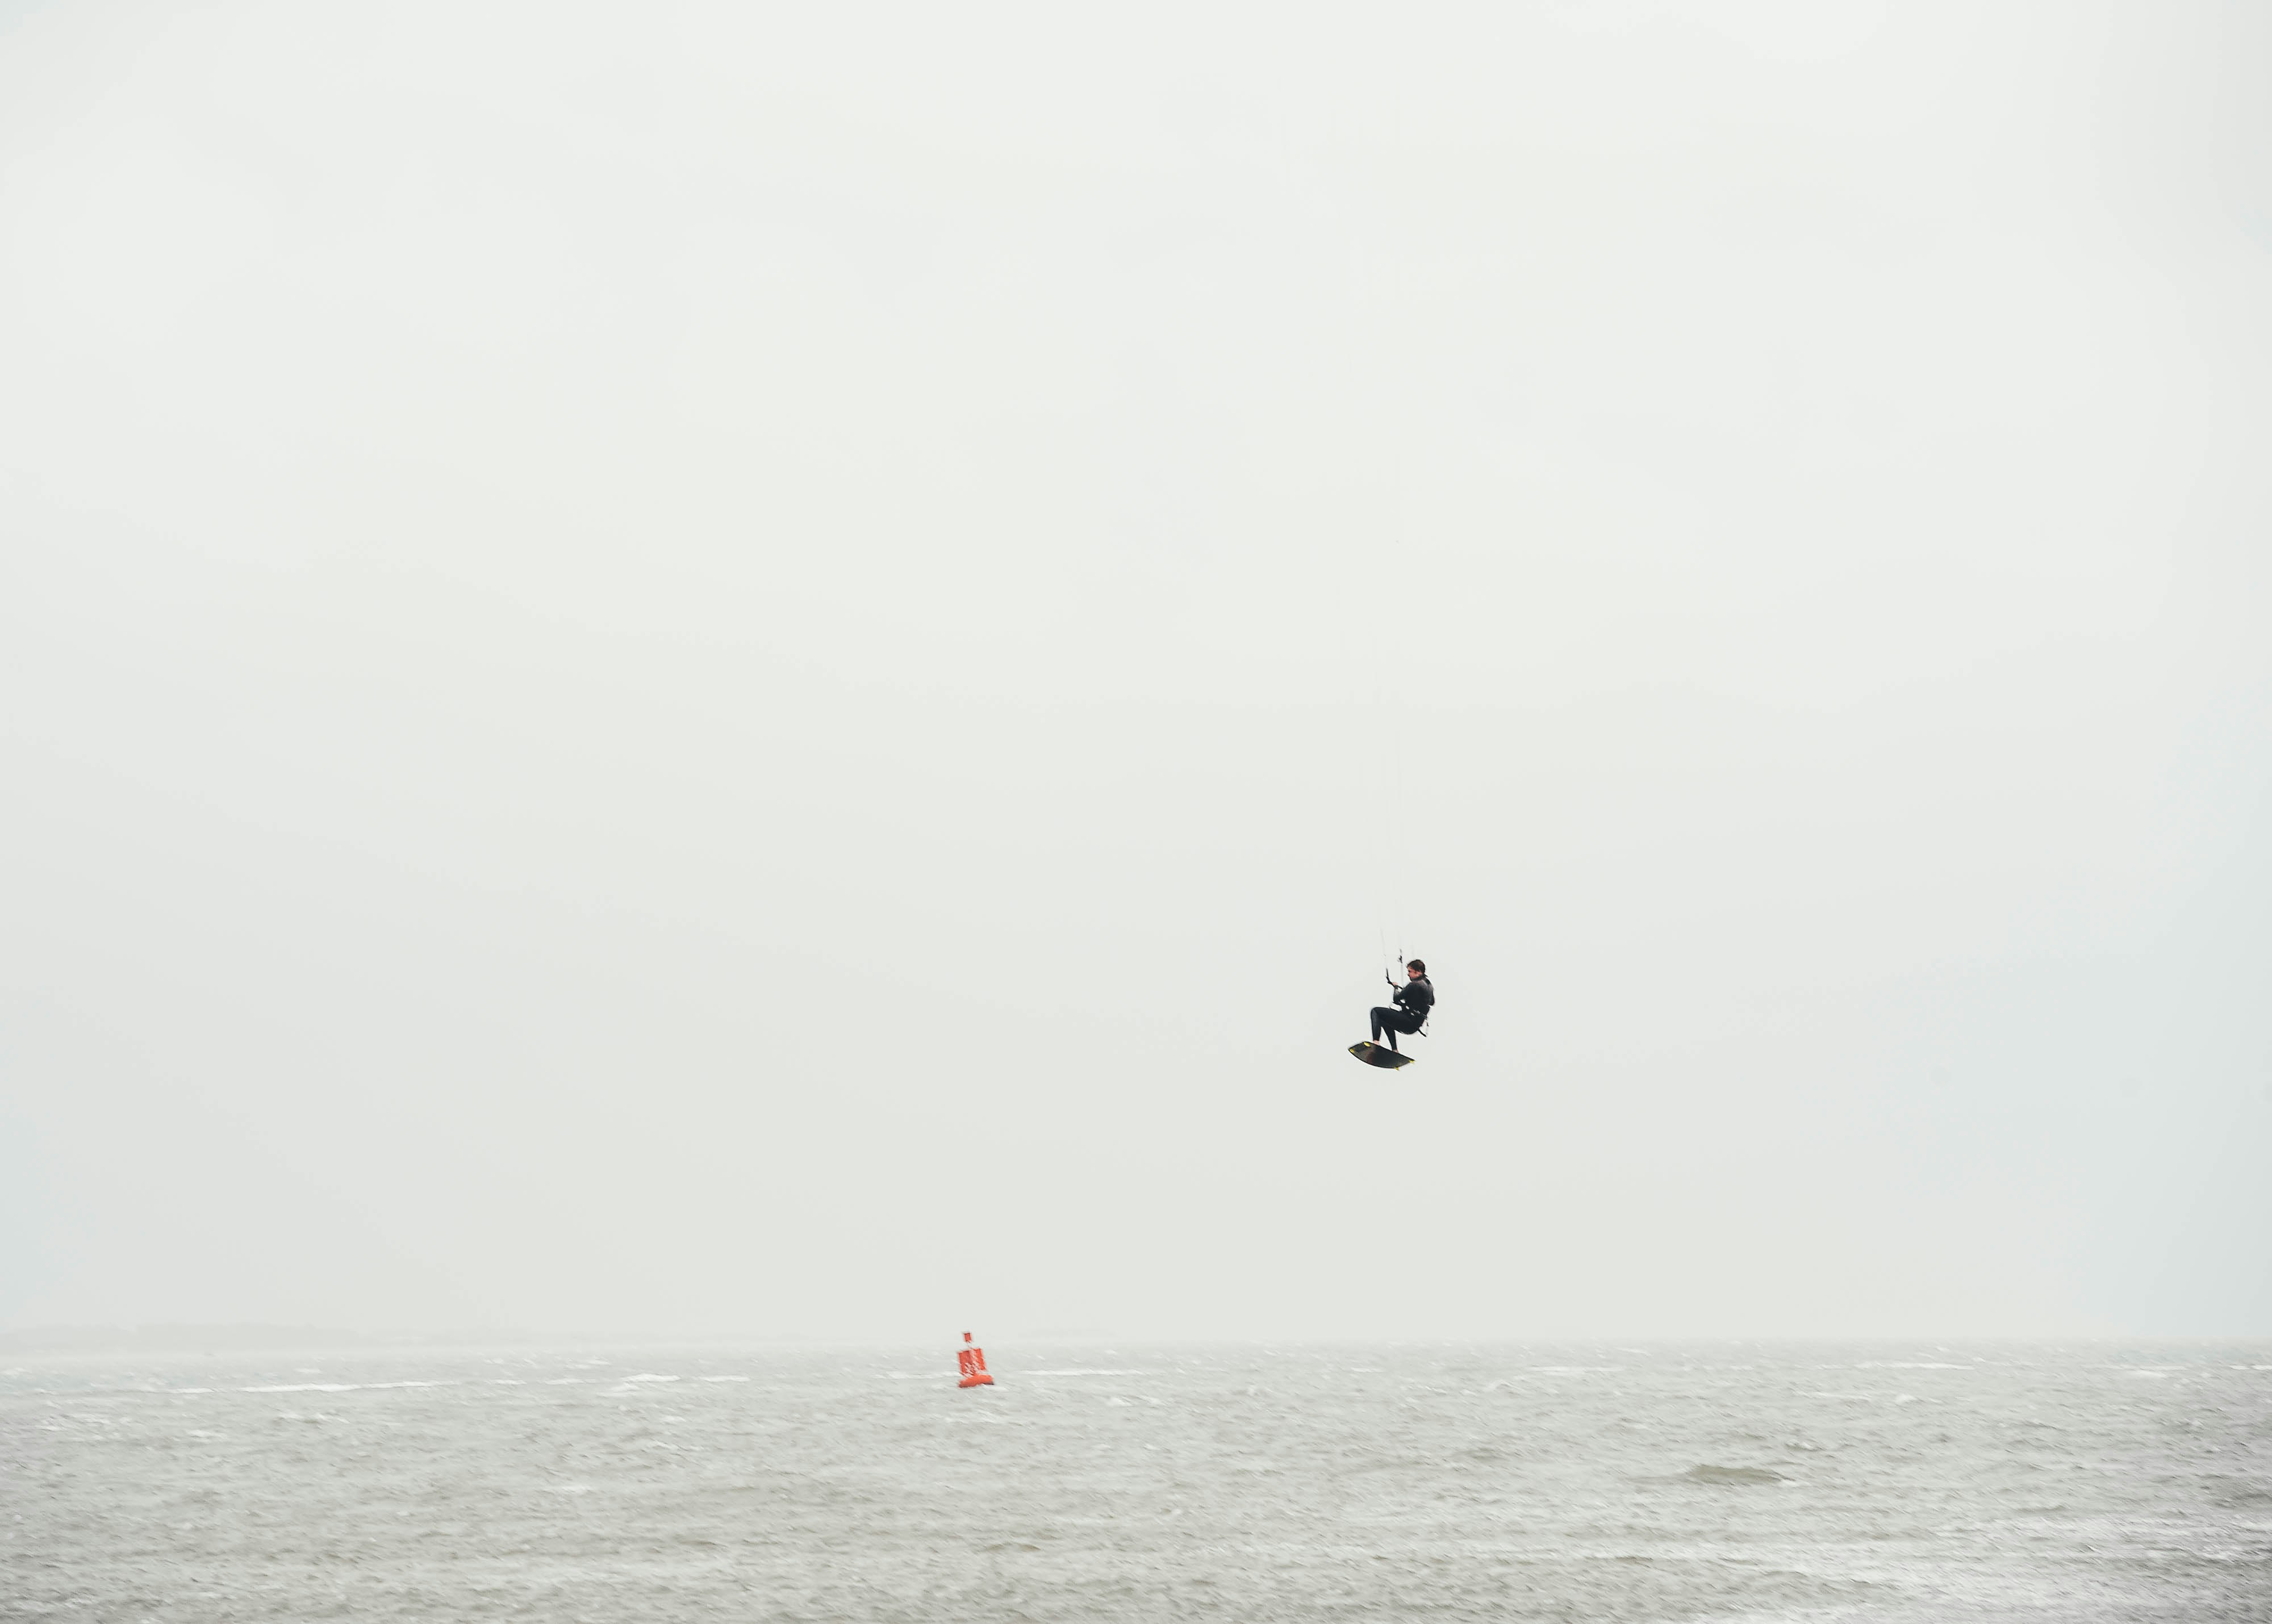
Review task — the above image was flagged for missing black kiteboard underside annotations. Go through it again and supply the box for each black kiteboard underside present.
[1350,1041,1416,1070]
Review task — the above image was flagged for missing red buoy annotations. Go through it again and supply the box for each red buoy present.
[957,1330,995,1388]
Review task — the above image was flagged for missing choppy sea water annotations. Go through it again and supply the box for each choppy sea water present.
[3,1343,2267,1622]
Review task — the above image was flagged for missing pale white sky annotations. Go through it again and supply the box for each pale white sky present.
[2,0,2266,1341]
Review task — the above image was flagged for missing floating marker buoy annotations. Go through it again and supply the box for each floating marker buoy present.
[957,1331,995,1388]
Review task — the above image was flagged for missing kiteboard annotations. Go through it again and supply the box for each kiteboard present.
[1349,1041,1415,1070]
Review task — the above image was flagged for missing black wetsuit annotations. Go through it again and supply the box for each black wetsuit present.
[1370,974,1435,1051]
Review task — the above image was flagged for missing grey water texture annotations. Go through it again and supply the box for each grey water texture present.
[4,1343,2268,1622]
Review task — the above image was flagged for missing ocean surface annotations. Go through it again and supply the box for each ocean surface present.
[4,1342,2267,1622]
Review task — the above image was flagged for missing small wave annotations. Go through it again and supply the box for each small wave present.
[1025,1369,1147,1376]
[1802,1391,1914,1403]
[240,1380,448,1393]
[625,1373,679,1383]
[243,1384,357,1393]
[1685,1464,1784,1485]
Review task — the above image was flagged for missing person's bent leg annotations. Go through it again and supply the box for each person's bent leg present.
[1371,1006,1396,1044]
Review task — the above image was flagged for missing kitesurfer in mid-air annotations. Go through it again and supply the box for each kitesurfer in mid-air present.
[1370,960,1434,1053]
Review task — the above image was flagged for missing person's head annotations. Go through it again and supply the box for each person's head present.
[1406,959,1426,978]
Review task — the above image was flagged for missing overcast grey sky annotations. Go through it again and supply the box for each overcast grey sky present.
[2,0,2266,1342]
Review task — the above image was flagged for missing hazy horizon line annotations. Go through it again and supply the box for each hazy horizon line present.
[8,1325,2267,1358]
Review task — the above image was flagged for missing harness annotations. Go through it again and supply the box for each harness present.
[1389,974,1434,1036]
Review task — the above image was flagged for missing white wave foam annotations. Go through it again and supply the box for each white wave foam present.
[239,1380,448,1394]
[243,1383,357,1393]
[1025,1369,1147,1376]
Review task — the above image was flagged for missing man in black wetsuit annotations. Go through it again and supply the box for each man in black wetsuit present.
[1370,960,1434,1052]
